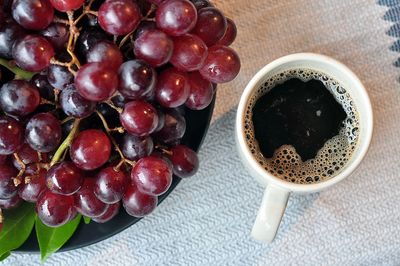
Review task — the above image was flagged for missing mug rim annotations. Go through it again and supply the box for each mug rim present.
[236,53,374,193]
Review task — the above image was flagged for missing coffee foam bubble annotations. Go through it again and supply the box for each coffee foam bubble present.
[244,69,360,184]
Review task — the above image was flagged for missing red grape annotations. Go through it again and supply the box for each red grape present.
[87,41,123,70]
[70,129,111,170]
[0,165,18,199]
[190,0,213,10]
[131,156,173,196]
[75,62,119,102]
[134,29,173,67]
[49,0,84,12]
[118,60,156,100]
[170,34,208,71]
[120,101,159,136]
[216,18,237,46]
[60,85,96,118]
[40,23,69,52]
[122,134,154,161]
[12,35,55,72]
[123,183,158,217]
[36,190,75,227]
[0,80,40,116]
[0,22,26,59]
[12,0,54,30]
[94,167,128,204]
[134,21,157,40]
[47,64,73,89]
[0,194,22,209]
[92,202,120,223]
[18,168,46,202]
[75,178,109,218]
[156,0,197,36]
[170,145,199,178]
[153,109,186,144]
[98,0,142,35]
[185,71,214,110]
[192,7,227,46]
[46,162,84,195]
[155,68,190,108]
[12,143,41,170]
[0,155,8,166]
[199,45,240,83]
[0,116,23,155]
[25,113,62,153]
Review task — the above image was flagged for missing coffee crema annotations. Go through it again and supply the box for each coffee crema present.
[244,69,360,184]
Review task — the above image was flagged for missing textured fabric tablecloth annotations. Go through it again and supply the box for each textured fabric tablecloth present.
[3,0,400,265]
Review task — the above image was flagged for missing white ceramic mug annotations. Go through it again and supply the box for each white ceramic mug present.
[235,53,373,243]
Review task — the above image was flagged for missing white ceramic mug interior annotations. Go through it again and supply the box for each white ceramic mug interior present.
[235,53,373,242]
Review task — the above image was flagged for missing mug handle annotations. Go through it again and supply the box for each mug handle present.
[251,185,290,243]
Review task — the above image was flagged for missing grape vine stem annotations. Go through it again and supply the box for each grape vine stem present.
[50,119,81,167]
[0,58,35,80]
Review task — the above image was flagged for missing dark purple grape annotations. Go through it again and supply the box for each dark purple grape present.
[122,133,154,160]
[0,194,22,209]
[40,23,69,51]
[190,0,213,10]
[75,27,108,59]
[118,60,156,100]
[0,21,25,59]
[98,0,142,35]
[60,85,96,118]
[36,190,75,227]
[170,145,199,178]
[0,80,40,116]
[12,34,55,72]
[153,109,186,144]
[87,40,123,69]
[134,29,173,67]
[131,156,172,196]
[75,178,109,218]
[0,165,18,199]
[94,167,128,204]
[155,68,190,108]
[192,7,227,46]
[120,101,159,136]
[134,20,157,40]
[199,45,241,83]
[92,202,120,223]
[0,116,23,155]
[25,113,62,153]
[46,162,84,195]
[31,74,55,101]
[47,64,74,89]
[156,0,197,36]
[123,183,157,217]
[12,0,54,30]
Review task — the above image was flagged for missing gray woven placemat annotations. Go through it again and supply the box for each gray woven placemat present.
[3,0,400,265]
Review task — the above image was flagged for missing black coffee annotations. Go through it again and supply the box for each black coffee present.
[252,78,346,161]
[243,69,359,184]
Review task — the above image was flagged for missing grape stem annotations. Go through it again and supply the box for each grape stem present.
[95,111,134,169]
[0,58,35,80]
[50,119,81,167]
[105,100,123,114]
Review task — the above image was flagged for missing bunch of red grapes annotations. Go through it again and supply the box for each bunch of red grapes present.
[0,0,239,230]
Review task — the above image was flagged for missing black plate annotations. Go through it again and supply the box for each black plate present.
[16,97,216,252]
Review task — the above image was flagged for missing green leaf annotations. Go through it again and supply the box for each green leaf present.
[0,203,36,256]
[36,215,82,262]
[0,252,11,261]
[83,216,91,224]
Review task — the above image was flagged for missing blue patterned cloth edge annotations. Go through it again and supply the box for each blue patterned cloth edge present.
[379,0,400,67]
